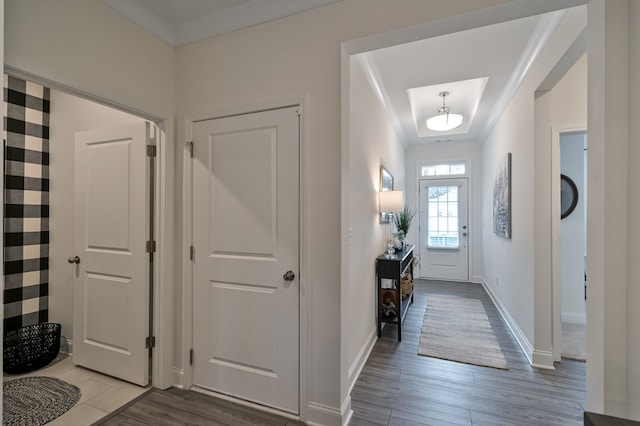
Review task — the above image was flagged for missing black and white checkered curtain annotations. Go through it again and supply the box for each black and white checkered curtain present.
[3,75,50,332]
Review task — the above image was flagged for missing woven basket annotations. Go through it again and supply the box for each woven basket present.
[401,277,413,299]
[3,323,61,374]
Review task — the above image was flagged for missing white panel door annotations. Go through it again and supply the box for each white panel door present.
[419,178,469,281]
[192,106,299,414]
[73,122,152,386]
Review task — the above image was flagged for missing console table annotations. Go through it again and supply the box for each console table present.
[376,245,414,341]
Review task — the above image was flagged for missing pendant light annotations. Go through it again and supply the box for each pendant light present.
[426,91,463,131]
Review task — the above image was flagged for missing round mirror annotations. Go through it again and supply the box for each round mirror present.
[560,174,578,219]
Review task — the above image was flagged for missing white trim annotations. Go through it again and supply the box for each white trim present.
[341,396,354,426]
[101,0,341,47]
[100,0,174,45]
[481,10,568,141]
[306,401,344,426]
[551,124,586,363]
[471,274,483,284]
[532,350,555,370]
[180,116,194,391]
[347,329,377,394]
[172,367,185,389]
[187,97,304,123]
[357,53,408,148]
[174,0,340,47]
[5,54,164,122]
[3,61,174,390]
[343,0,587,55]
[416,159,470,178]
[60,336,73,356]
[152,121,175,390]
[182,96,309,421]
[298,95,311,424]
[482,279,535,366]
[561,312,587,325]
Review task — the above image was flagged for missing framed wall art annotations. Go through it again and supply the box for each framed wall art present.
[379,164,394,223]
[493,153,511,239]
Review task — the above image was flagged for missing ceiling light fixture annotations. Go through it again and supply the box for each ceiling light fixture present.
[426,91,463,132]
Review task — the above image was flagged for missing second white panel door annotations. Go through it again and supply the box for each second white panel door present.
[192,106,300,414]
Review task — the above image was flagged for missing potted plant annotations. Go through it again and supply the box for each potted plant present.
[394,205,415,250]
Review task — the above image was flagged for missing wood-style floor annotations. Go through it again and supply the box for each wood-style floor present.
[350,279,586,425]
[94,387,304,425]
[96,279,585,425]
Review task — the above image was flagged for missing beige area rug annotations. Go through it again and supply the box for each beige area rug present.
[418,296,508,370]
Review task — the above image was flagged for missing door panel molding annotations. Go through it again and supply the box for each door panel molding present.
[180,97,308,421]
[73,121,151,386]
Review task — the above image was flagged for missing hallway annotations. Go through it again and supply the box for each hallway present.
[350,279,585,425]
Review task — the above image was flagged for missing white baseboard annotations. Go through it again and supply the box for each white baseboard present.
[341,396,354,426]
[347,328,376,394]
[561,312,586,325]
[177,368,348,425]
[60,336,73,356]
[532,350,555,370]
[481,280,534,366]
[306,401,346,426]
[172,367,185,388]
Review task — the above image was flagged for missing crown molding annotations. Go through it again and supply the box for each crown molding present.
[102,0,340,47]
[480,9,569,141]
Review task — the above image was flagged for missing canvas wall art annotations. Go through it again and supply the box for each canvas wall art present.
[493,153,511,239]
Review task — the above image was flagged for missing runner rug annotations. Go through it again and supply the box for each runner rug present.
[418,296,508,370]
[3,376,81,425]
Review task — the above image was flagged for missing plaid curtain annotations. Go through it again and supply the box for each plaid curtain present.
[3,75,50,332]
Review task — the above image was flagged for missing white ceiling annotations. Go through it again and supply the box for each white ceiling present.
[359,11,572,145]
[101,1,581,145]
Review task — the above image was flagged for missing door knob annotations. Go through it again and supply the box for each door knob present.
[283,270,296,281]
[68,256,80,264]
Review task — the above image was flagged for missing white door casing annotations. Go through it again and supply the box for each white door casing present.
[192,106,300,414]
[419,178,469,281]
[72,121,154,386]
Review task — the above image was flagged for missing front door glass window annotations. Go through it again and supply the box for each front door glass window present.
[427,185,459,249]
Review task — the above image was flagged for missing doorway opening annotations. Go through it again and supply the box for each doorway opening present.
[2,73,174,391]
[2,77,167,423]
[559,131,587,361]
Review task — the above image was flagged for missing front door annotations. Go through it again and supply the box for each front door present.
[192,106,300,414]
[419,178,469,281]
[72,121,154,386]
